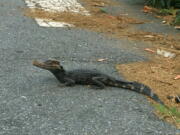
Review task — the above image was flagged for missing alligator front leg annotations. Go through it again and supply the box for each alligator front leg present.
[64,78,75,86]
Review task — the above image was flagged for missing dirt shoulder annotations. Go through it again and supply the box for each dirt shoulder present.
[116,54,180,128]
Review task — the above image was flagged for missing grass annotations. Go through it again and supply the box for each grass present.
[153,104,180,126]
[159,8,177,15]
[99,8,108,13]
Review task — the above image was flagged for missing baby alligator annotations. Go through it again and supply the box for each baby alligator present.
[33,59,164,105]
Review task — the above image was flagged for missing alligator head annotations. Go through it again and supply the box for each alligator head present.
[32,59,63,71]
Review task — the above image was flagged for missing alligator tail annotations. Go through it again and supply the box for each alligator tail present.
[114,80,164,105]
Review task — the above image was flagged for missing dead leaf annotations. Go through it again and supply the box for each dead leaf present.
[175,26,180,30]
[144,48,155,53]
[143,6,153,13]
[174,75,180,80]
[92,2,105,7]
[144,35,154,38]
[157,48,176,58]
[162,20,166,24]
[107,15,116,19]
[97,58,107,62]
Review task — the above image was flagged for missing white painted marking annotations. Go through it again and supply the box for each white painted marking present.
[35,18,74,27]
[24,0,89,27]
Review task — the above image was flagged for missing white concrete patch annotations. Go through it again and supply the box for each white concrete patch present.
[24,0,89,27]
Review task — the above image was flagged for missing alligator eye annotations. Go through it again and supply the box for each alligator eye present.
[46,59,60,65]
[53,61,60,65]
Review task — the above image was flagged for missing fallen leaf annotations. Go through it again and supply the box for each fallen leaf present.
[174,75,180,80]
[97,58,107,62]
[92,2,105,7]
[143,6,153,13]
[174,26,180,30]
[162,20,166,24]
[144,48,155,53]
[107,15,116,19]
[157,48,176,58]
[155,15,162,19]
[144,35,154,38]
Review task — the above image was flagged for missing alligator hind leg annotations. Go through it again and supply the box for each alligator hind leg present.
[91,77,106,89]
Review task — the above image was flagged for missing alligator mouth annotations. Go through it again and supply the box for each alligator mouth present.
[32,59,61,70]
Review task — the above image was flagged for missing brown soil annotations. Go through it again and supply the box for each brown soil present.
[116,55,180,128]
[116,56,180,107]
[23,0,180,128]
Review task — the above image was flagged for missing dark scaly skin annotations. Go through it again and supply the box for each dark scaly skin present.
[32,59,164,105]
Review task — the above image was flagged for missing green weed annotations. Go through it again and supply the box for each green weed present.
[99,8,108,13]
[153,104,180,124]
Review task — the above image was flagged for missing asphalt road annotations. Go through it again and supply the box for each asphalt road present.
[0,0,179,134]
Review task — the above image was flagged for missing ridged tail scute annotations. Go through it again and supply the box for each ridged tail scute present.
[115,80,164,105]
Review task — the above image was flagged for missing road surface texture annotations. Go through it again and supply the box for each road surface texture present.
[0,0,179,135]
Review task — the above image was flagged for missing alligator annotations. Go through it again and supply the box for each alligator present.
[32,59,164,105]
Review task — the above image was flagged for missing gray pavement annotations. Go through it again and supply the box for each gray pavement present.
[0,0,179,134]
[107,0,180,35]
